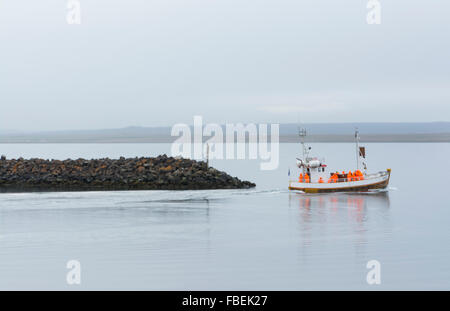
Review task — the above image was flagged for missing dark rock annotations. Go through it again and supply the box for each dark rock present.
[0,156,255,192]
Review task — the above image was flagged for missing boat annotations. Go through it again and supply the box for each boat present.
[288,128,391,193]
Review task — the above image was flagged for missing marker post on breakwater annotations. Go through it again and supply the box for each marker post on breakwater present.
[206,143,210,169]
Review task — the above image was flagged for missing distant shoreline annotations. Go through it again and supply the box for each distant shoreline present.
[0,133,449,143]
[2,122,450,143]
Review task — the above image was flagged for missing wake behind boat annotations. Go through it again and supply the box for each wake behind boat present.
[288,129,391,193]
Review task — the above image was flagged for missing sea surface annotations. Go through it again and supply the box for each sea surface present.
[0,143,449,290]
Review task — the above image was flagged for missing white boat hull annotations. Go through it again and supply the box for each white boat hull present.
[289,169,391,193]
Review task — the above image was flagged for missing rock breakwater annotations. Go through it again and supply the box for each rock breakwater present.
[0,155,255,192]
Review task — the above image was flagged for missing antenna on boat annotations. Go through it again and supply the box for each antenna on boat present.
[298,127,307,160]
[297,127,310,176]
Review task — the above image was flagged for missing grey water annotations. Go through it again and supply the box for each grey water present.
[0,143,449,290]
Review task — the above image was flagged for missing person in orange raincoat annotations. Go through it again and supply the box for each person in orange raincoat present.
[355,170,364,180]
[304,174,310,183]
[328,173,338,183]
[347,171,353,182]
[334,172,340,182]
[299,173,303,182]
[318,177,324,183]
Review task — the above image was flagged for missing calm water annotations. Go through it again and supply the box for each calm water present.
[0,143,449,290]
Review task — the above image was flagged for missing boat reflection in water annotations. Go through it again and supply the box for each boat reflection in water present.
[289,191,390,222]
[288,191,391,257]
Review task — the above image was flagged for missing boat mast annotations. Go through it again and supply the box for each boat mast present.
[299,128,306,160]
[355,128,360,171]
[299,128,307,175]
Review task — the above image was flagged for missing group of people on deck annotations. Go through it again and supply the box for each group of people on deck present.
[298,170,364,184]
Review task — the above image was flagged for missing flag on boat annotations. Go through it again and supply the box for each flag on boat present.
[359,146,366,158]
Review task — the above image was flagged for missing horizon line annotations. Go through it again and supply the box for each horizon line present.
[2,121,450,134]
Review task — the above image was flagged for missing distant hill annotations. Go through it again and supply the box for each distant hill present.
[279,122,450,135]
[0,122,449,143]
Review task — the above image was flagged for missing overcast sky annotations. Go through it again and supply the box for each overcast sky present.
[0,0,449,131]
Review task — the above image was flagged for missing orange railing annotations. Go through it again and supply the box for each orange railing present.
[294,171,388,184]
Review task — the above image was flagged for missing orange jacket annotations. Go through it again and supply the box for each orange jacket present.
[304,174,310,183]
[355,170,364,180]
[347,172,353,181]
